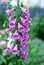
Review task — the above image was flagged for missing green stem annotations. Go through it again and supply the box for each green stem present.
[16,0,23,65]
[17,0,20,8]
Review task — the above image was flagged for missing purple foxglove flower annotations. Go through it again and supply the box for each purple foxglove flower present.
[21,48,27,55]
[21,17,28,29]
[21,7,28,13]
[9,19,16,28]
[4,49,9,54]
[12,45,18,55]
[21,8,29,19]
[18,23,25,33]
[7,43,14,52]
[23,15,27,19]
[4,43,14,53]
[20,43,28,49]
[6,28,12,33]
[11,30,19,40]
[6,9,14,15]
[21,17,28,24]
[9,16,14,21]
[22,31,29,39]
[21,54,27,60]
[24,12,29,17]
[21,48,27,60]
[4,44,18,55]
[22,8,29,15]
[19,35,26,43]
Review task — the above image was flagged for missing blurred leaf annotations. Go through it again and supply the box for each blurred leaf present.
[0,55,6,65]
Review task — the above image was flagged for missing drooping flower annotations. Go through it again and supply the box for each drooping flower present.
[21,48,27,60]
[19,8,29,60]
[20,43,28,49]
[4,43,18,55]
[6,9,14,15]
[4,49,9,54]
[21,17,28,28]
[11,30,19,40]
[21,17,28,24]
[21,53,27,60]
[4,43,14,53]
[6,27,12,33]
[21,7,29,19]
[21,31,29,39]
[18,23,25,33]
[8,43,14,52]
[21,8,28,13]
[19,35,26,42]
[9,19,16,28]
[21,48,27,55]
[20,35,28,61]
[9,16,14,21]
[12,45,18,55]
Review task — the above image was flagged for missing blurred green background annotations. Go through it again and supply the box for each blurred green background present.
[0,0,44,65]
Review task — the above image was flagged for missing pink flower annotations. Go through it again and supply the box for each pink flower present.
[21,48,27,60]
[4,43,14,53]
[18,23,25,33]
[9,16,14,21]
[19,35,26,43]
[21,17,28,29]
[12,45,18,55]
[21,8,28,13]
[4,44,18,55]
[11,30,19,40]
[6,28,12,33]
[4,49,9,54]
[9,19,16,28]
[21,7,29,19]
[21,17,28,24]
[21,48,27,55]
[22,31,29,39]
[7,43,14,52]
[21,53,27,60]
[6,9,14,15]
[20,43,28,49]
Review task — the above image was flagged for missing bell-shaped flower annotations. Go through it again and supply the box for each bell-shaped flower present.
[21,53,27,60]
[9,19,16,28]
[4,43,14,53]
[4,49,9,54]
[7,43,14,52]
[19,35,26,43]
[21,48,27,60]
[6,9,14,15]
[21,17,28,24]
[18,23,25,33]
[11,30,19,40]
[22,31,29,39]
[20,43,28,49]
[9,16,14,21]
[12,45,18,55]
[21,48,27,55]
[21,17,28,29]
[21,7,28,13]
[6,27,12,33]
[4,44,18,55]
[21,7,29,19]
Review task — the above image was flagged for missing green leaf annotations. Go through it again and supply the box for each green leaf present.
[8,62,13,65]
[0,55,6,65]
